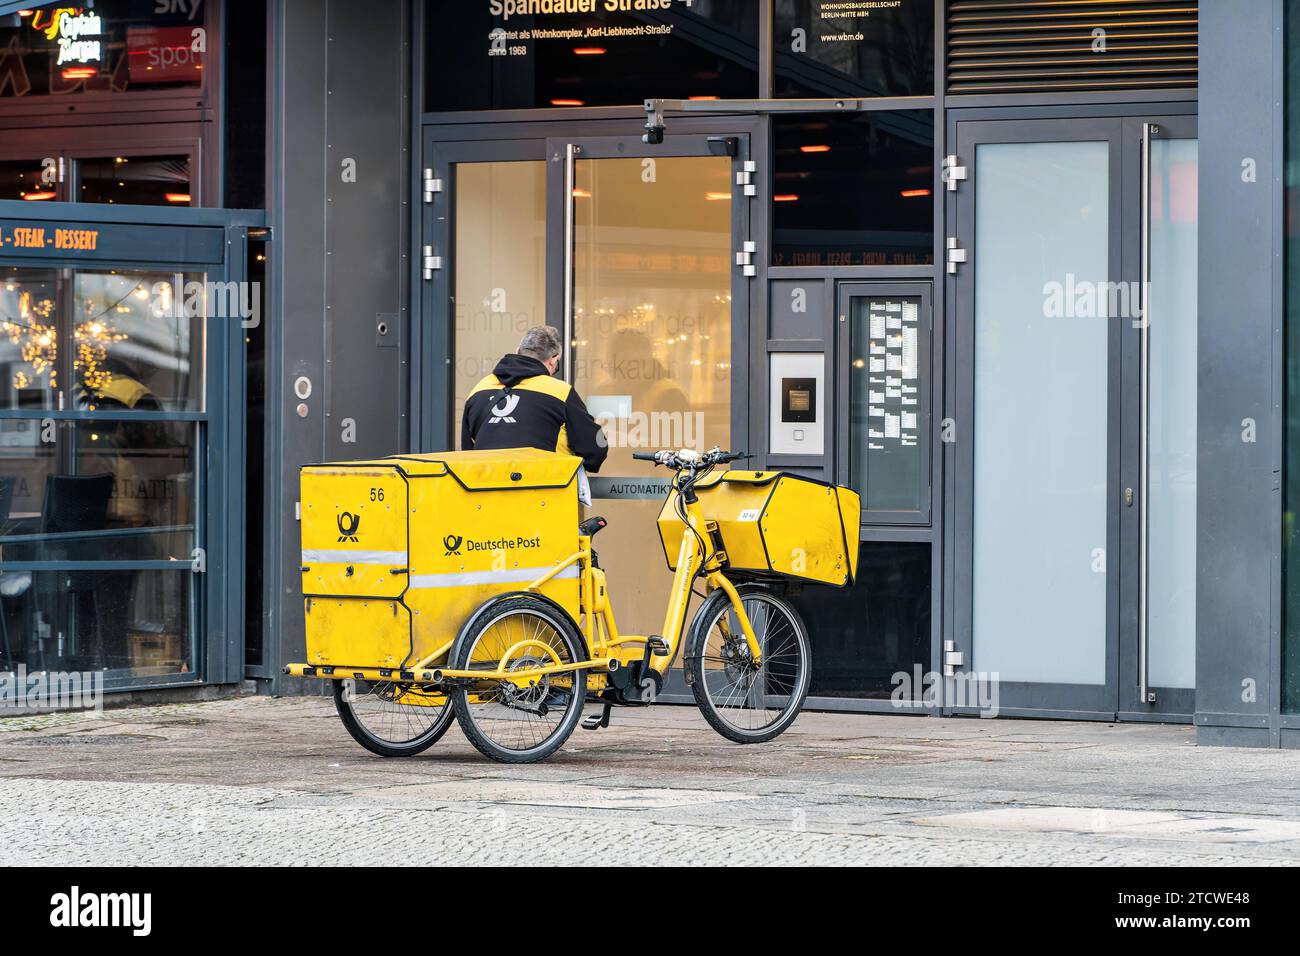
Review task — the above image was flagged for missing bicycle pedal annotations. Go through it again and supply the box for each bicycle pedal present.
[581,703,612,731]
[646,636,670,655]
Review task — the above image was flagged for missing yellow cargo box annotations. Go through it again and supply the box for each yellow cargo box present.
[299,448,582,669]
[657,470,860,587]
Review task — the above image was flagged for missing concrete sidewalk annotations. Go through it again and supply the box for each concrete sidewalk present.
[1,696,1298,865]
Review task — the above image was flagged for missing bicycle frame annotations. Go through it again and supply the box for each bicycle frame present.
[408,483,761,685]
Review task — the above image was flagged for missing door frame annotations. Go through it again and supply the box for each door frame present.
[943,103,1196,720]
[949,116,1124,719]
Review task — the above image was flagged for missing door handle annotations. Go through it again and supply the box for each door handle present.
[1125,487,1134,507]
[1138,122,1157,706]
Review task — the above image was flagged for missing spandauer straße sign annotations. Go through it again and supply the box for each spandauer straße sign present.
[488,0,682,21]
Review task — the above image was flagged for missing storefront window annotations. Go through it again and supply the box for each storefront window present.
[0,1,206,100]
[788,542,930,701]
[0,260,201,682]
[772,110,934,266]
[425,1,759,111]
[0,159,58,202]
[0,267,204,412]
[774,0,935,99]
[0,566,193,678]
[0,420,195,562]
[78,155,193,206]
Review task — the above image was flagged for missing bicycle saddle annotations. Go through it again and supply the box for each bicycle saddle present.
[579,516,608,538]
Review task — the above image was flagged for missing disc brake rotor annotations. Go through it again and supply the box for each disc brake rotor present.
[497,655,552,710]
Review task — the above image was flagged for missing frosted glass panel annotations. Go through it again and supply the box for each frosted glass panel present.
[972,141,1109,685]
[453,161,548,448]
[1147,138,1198,689]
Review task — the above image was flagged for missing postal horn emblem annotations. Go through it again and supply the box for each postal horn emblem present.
[337,511,361,542]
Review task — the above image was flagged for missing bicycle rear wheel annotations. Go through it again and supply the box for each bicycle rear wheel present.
[449,595,587,764]
[333,679,455,757]
[687,586,811,743]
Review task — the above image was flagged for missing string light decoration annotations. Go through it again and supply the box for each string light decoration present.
[0,281,134,396]
[1,290,57,390]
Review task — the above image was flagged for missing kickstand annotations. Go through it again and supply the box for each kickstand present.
[581,702,612,731]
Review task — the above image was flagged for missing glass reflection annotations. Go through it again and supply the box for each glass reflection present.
[0,160,58,202]
[772,111,934,267]
[425,1,759,110]
[774,0,935,98]
[78,155,193,207]
[0,420,194,561]
[0,267,203,411]
[788,542,931,700]
[572,154,732,634]
[0,570,192,679]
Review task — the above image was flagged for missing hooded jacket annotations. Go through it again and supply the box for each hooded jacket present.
[461,353,609,472]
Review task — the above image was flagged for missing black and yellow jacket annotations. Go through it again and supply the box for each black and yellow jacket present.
[462,353,609,472]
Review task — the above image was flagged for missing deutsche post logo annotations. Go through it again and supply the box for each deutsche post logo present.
[337,511,361,543]
[443,534,463,556]
[489,392,519,424]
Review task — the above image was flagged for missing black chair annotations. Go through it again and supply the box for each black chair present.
[36,474,114,669]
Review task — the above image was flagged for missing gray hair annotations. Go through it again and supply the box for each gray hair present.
[518,325,563,361]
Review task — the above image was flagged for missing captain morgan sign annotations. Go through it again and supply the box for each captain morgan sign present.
[31,8,104,66]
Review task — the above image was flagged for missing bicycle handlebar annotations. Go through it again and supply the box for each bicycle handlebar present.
[632,447,748,469]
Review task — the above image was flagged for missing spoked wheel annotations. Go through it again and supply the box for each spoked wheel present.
[449,595,587,764]
[333,678,455,757]
[686,586,811,744]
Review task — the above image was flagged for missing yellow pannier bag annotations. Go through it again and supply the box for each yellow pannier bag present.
[299,448,582,669]
[657,470,860,587]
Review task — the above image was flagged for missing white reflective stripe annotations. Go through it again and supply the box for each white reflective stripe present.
[301,550,408,565]
[408,565,580,589]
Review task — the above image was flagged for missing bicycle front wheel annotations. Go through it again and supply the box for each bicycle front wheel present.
[687,586,811,744]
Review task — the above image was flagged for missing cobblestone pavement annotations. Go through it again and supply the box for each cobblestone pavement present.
[2,696,1299,865]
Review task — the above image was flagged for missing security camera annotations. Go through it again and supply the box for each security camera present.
[642,99,665,145]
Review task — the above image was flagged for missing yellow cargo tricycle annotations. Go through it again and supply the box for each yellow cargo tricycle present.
[286,446,860,764]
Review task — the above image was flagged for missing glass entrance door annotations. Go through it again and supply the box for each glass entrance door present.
[555,135,746,640]
[951,115,1197,720]
[427,133,748,646]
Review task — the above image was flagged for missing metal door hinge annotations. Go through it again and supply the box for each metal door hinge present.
[946,237,967,275]
[943,640,964,677]
[423,169,442,203]
[736,160,757,196]
[941,155,967,192]
[422,245,442,280]
[736,239,757,277]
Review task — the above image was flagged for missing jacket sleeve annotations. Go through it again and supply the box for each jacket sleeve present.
[564,389,609,473]
[460,398,476,451]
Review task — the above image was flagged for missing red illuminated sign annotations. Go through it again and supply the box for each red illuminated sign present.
[126,26,203,84]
